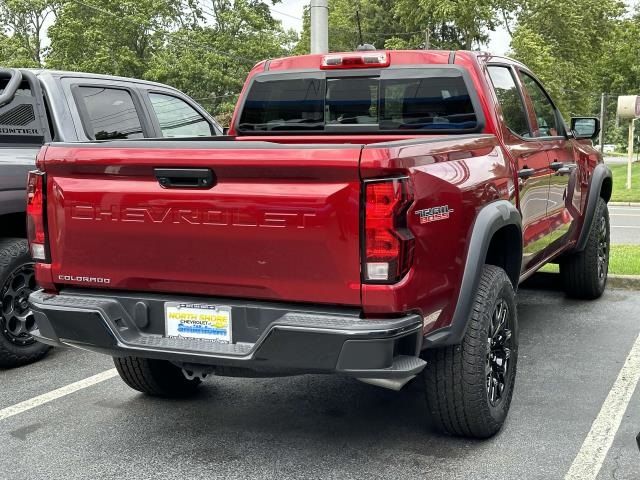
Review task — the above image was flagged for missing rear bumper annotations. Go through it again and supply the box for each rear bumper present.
[29,289,425,379]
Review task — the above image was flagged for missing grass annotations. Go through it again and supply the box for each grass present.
[610,162,640,203]
[541,245,640,276]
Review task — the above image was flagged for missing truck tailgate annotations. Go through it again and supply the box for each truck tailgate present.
[42,142,363,306]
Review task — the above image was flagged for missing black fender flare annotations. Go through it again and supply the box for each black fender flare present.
[575,163,612,252]
[423,200,522,348]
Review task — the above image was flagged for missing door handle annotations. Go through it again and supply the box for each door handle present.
[556,164,577,176]
[518,168,535,179]
[154,168,215,189]
[550,161,564,171]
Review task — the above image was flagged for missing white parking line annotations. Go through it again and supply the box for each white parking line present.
[0,368,118,422]
[611,225,640,229]
[565,332,640,480]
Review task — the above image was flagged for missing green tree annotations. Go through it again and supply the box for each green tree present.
[295,0,404,54]
[46,0,185,77]
[509,0,624,116]
[145,0,296,124]
[596,15,640,96]
[0,0,57,66]
[295,0,508,54]
[394,0,505,50]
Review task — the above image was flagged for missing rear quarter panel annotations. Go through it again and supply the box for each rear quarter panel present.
[360,135,515,335]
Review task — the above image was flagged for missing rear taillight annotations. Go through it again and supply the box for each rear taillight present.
[363,178,414,283]
[26,170,48,262]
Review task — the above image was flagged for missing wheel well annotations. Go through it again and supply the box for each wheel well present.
[600,176,612,203]
[485,225,522,288]
[0,212,27,239]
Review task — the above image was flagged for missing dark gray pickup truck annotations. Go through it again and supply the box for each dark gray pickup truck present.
[0,68,222,367]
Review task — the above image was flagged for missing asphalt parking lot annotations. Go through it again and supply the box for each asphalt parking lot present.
[1,279,639,480]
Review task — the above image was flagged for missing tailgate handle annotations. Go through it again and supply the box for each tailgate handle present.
[154,168,215,189]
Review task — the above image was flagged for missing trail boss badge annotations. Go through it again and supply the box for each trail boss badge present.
[415,205,454,224]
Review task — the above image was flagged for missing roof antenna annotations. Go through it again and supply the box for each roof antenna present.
[355,10,365,48]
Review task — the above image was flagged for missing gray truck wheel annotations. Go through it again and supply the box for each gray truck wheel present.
[113,356,201,397]
[560,197,609,299]
[422,265,518,438]
[0,238,50,368]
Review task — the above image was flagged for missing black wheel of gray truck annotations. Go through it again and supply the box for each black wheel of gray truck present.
[0,238,50,368]
[421,265,518,438]
[560,197,610,300]
[113,356,202,397]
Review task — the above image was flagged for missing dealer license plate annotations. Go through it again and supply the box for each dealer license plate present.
[165,303,232,343]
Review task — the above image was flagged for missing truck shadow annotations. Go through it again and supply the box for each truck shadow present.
[109,374,487,467]
[520,271,564,292]
[78,283,623,477]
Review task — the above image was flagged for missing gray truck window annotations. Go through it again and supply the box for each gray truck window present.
[78,86,144,140]
[487,66,530,137]
[149,93,212,137]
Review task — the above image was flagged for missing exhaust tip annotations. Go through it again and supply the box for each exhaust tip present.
[357,376,416,391]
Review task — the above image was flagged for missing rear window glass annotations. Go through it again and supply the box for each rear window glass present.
[238,78,325,131]
[238,69,479,133]
[78,86,144,140]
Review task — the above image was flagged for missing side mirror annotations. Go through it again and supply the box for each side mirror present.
[571,117,600,140]
[222,127,229,136]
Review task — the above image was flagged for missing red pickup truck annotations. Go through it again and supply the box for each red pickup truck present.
[27,50,611,439]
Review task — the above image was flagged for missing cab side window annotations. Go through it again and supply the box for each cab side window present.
[520,73,561,138]
[78,86,145,140]
[487,66,530,138]
[149,93,212,137]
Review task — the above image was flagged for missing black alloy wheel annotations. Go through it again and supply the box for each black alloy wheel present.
[486,298,512,407]
[597,216,609,283]
[1,263,38,346]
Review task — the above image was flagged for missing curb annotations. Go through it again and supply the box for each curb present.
[608,274,640,290]
[609,202,640,207]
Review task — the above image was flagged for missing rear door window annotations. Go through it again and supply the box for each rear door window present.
[149,93,213,137]
[77,86,144,140]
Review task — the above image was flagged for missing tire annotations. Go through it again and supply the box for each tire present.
[560,197,610,300]
[422,265,518,439]
[113,356,201,397]
[0,238,50,368]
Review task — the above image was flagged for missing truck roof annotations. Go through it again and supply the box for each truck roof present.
[258,50,527,73]
[22,68,184,93]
